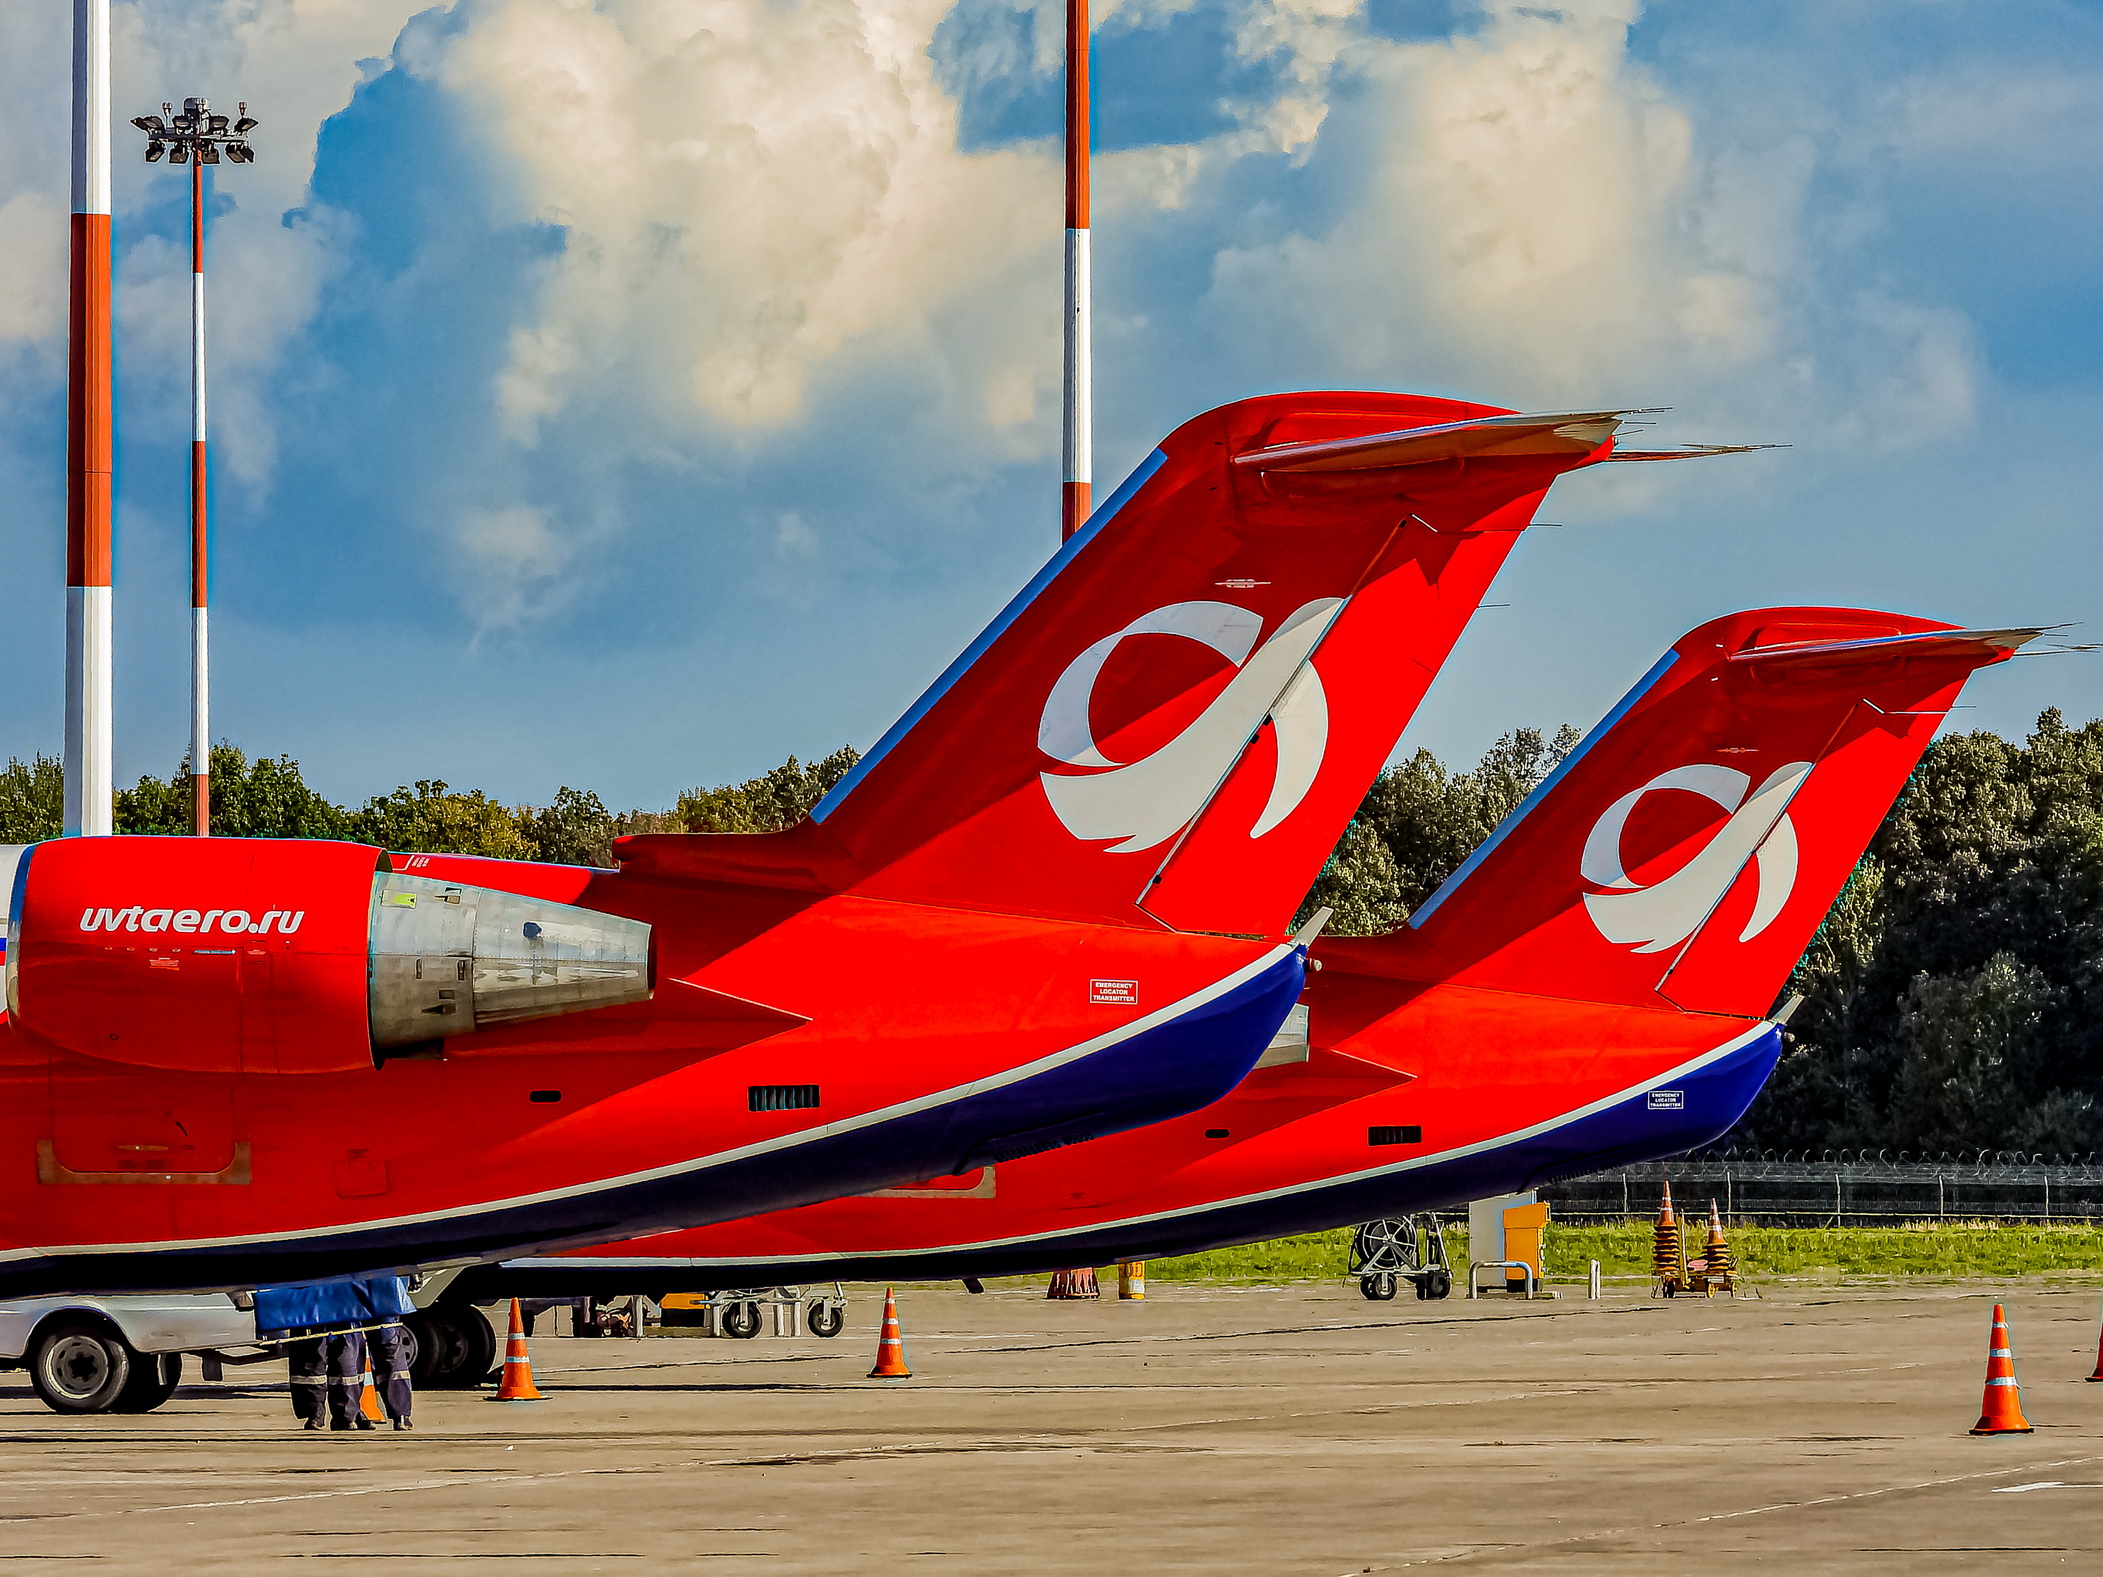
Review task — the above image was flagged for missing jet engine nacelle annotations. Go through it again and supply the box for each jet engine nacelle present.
[4,837,651,1074]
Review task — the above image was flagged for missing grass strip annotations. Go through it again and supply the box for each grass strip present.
[1139,1223,2103,1284]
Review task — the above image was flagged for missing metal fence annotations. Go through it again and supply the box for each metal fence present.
[1541,1149,2103,1226]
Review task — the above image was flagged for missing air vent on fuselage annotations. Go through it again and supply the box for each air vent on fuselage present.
[748,1084,820,1113]
[1368,1125,1422,1146]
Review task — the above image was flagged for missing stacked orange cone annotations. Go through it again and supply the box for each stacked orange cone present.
[1651,1184,1684,1296]
[1696,1200,1736,1296]
[1047,1267,1100,1299]
[868,1288,911,1379]
[493,1297,544,1402]
[1970,1303,2032,1435]
[2086,1295,2103,1383]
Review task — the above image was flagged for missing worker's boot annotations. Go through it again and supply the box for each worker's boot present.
[393,1417,413,1431]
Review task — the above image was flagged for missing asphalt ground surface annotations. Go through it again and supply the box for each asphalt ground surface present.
[2,1278,2102,1572]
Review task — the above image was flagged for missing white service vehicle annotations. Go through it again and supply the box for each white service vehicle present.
[0,1293,265,1414]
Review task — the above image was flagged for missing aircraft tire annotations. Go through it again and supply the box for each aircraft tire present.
[408,1306,499,1388]
[110,1352,184,1413]
[29,1320,133,1414]
[1358,1273,1398,1302]
[806,1301,844,1339]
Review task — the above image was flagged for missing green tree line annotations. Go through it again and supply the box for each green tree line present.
[0,745,860,868]
[4,717,2098,1154]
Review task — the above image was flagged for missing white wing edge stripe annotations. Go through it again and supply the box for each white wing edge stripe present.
[538,1019,1779,1271]
[4,944,1299,1265]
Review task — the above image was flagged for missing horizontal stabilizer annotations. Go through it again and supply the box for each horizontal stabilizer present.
[1606,443,1785,463]
[1232,409,1638,476]
[1729,626,2049,667]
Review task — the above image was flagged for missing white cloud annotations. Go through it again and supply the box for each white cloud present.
[454,501,586,631]
[1204,0,1975,454]
[429,0,1064,436]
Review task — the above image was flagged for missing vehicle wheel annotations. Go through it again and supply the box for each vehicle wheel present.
[110,1352,183,1414]
[1358,1273,1397,1302]
[806,1301,844,1339]
[1426,1270,1453,1300]
[721,1301,763,1339]
[29,1321,132,1414]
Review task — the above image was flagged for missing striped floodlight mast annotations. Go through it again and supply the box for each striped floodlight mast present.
[188,144,208,833]
[1060,0,1091,541]
[132,98,257,835]
[65,0,114,836]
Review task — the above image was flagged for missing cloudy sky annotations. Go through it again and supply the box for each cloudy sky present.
[1,0,2098,810]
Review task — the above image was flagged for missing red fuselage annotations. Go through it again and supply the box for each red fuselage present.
[0,839,1301,1295]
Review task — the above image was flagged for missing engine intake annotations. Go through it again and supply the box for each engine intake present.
[4,837,651,1074]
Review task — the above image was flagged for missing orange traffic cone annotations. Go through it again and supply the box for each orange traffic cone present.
[868,1288,910,1379]
[359,1367,385,1423]
[1970,1303,2032,1435]
[492,1298,544,1402]
[2086,1296,2103,1383]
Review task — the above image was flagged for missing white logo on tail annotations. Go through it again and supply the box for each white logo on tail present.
[1037,599,1343,853]
[1580,762,1813,953]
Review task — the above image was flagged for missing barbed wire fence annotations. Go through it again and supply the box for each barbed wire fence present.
[1539,1149,2103,1226]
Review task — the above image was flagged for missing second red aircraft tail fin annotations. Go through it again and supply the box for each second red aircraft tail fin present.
[1330,609,2039,1017]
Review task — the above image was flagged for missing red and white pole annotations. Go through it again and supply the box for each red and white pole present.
[1059,0,1091,542]
[65,0,114,837]
[189,154,210,835]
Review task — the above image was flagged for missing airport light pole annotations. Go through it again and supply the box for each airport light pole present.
[130,98,257,835]
[1061,0,1091,542]
[66,0,114,837]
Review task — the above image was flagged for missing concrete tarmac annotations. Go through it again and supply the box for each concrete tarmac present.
[3,1278,2101,1572]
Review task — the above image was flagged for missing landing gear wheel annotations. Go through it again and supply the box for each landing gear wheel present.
[405,1310,464,1386]
[806,1301,844,1339]
[110,1352,183,1414]
[1358,1272,1398,1302]
[29,1322,133,1414]
[722,1301,763,1339]
[407,1306,498,1388]
[459,1304,499,1383]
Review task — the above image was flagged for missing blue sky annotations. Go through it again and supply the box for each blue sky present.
[0,0,2098,811]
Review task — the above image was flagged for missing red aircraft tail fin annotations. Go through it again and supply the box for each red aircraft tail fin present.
[780,394,1630,927]
[1336,609,2039,1017]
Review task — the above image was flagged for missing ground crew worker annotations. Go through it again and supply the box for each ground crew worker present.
[325,1328,375,1431]
[287,1333,329,1431]
[369,1315,415,1430]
